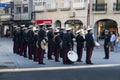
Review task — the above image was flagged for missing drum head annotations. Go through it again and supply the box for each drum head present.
[67,51,78,62]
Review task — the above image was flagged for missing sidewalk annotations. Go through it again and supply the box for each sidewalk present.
[0,38,16,69]
[0,37,120,69]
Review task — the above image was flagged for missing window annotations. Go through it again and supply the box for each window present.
[4,8,9,14]
[74,0,85,3]
[16,7,21,13]
[23,5,28,13]
[73,0,85,9]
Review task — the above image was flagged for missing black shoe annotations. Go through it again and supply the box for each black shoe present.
[86,62,94,65]
[77,60,83,62]
[39,63,46,65]
[48,58,54,60]
[55,60,60,62]
[104,57,109,59]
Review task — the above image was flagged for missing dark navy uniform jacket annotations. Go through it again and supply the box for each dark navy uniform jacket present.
[70,33,75,46]
[76,34,85,48]
[23,30,28,43]
[27,30,34,44]
[13,30,17,42]
[104,34,110,46]
[62,33,72,49]
[85,33,94,48]
[54,35,61,48]
[38,29,46,48]
[60,32,64,41]
[16,30,21,43]
[38,29,46,44]
[47,31,54,45]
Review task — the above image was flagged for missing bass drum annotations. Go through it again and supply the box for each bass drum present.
[67,51,78,62]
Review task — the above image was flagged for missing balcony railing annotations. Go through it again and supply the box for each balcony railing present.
[113,3,120,11]
[92,3,107,13]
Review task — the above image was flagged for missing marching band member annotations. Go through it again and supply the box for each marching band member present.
[59,27,65,58]
[47,27,54,60]
[38,25,46,64]
[70,29,75,49]
[85,28,94,64]
[104,30,110,59]
[62,28,73,64]
[20,26,27,56]
[27,26,34,59]
[76,30,85,62]
[23,27,28,58]
[16,27,21,55]
[54,29,61,62]
[33,29,39,61]
[13,26,18,54]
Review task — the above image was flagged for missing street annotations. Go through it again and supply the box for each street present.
[0,38,120,80]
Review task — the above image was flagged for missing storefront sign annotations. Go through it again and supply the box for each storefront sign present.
[32,20,52,24]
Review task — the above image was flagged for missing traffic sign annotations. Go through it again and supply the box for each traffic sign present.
[0,3,10,8]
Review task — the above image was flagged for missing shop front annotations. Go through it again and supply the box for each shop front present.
[1,21,12,37]
[64,20,83,33]
[94,19,118,40]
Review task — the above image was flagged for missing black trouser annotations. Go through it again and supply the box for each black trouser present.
[47,43,53,59]
[86,47,93,63]
[77,47,83,61]
[38,47,45,64]
[104,45,109,59]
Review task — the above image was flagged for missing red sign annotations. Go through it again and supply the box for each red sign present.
[32,20,52,24]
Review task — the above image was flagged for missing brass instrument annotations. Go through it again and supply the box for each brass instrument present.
[41,39,47,50]
[36,39,47,50]
[36,41,39,48]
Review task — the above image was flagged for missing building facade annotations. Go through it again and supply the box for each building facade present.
[33,0,89,33]
[90,0,120,40]
[0,0,13,37]
[13,0,32,27]
[0,0,120,40]
[32,0,120,40]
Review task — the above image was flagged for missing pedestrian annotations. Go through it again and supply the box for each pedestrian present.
[104,30,110,59]
[110,31,116,52]
[76,30,85,62]
[85,28,94,64]
[47,27,54,60]
[115,33,120,52]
